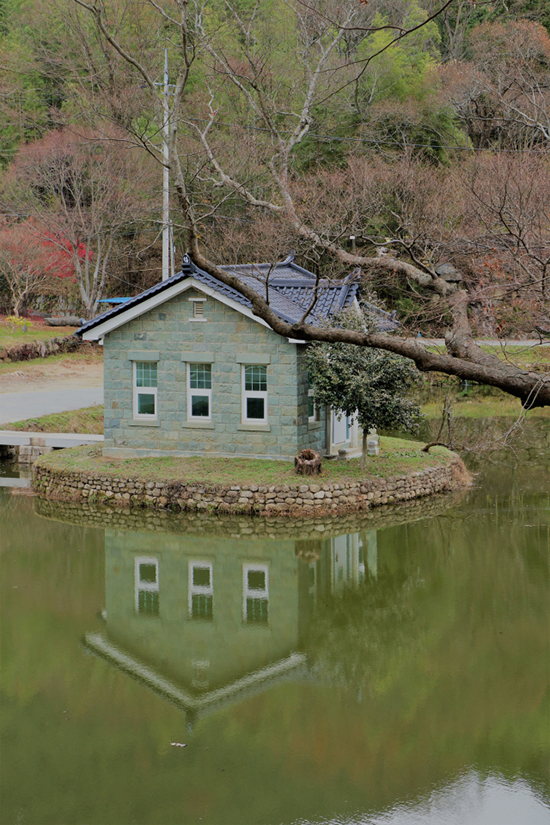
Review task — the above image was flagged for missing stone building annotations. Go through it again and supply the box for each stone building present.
[77,254,395,460]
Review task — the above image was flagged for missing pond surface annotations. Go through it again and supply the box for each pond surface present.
[1,420,549,825]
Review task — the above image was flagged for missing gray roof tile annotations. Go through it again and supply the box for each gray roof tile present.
[77,257,396,337]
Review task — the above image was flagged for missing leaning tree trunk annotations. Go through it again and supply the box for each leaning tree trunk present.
[361,430,368,471]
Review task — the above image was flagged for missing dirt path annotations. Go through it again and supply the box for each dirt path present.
[0,352,103,395]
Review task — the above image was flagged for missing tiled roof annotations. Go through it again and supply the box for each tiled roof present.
[77,256,396,337]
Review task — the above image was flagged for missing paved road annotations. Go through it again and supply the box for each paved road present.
[0,388,104,425]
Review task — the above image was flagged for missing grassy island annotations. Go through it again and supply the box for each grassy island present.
[35,438,457,487]
[33,440,469,517]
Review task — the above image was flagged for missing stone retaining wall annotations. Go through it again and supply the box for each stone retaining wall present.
[0,336,97,363]
[33,457,467,517]
[35,488,467,539]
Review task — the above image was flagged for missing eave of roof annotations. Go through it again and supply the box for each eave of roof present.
[76,255,395,339]
[76,256,360,338]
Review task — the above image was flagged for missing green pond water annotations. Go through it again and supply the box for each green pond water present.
[1,420,549,825]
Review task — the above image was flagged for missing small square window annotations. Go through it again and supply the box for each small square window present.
[246,397,265,420]
[247,569,266,591]
[193,566,211,587]
[245,365,267,392]
[246,597,268,624]
[191,594,213,620]
[139,563,157,584]
[138,591,159,616]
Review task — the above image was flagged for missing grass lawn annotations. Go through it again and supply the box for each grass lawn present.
[425,342,550,369]
[421,395,550,420]
[1,404,104,434]
[36,439,456,488]
[0,320,78,350]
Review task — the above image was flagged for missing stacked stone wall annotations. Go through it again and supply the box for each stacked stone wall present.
[35,489,467,538]
[0,336,96,362]
[33,458,466,517]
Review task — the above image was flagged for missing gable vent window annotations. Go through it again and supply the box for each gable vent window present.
[189,297,207,321]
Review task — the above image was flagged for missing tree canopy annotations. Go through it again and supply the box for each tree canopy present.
[0,0,548,403]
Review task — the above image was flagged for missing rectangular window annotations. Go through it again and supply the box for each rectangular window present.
[242,365,268,423]
[243,564,269,625]
[307,373,319,423]
[135,557,159,617]
[133,361,158,419]
[188,363,212,419]
[189,562,213,620]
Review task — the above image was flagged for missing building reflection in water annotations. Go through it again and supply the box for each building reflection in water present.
[85,525,377,728]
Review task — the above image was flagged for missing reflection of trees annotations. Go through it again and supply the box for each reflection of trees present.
[307,571,425,697]
[303,507,549,788]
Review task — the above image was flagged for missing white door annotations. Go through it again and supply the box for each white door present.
[332,410,349,445]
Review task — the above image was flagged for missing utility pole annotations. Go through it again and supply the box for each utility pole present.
[162,49,171,282]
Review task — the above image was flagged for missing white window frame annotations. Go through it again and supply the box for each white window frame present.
[242,364,268,424]
[133,361,158,420]
[308,389,319,423]
[188,561,214,619]
[187,362,212,421]
[134,556,159,613]
[242,563,269,624]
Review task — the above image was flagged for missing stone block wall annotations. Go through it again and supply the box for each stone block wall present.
[33,459,464,517]
[103,287,326,460]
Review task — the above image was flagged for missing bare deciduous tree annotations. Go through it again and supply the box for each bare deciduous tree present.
[34,0,550,407]
[2,127,151,317]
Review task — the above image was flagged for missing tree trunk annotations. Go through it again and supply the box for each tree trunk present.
[361,430,367,471]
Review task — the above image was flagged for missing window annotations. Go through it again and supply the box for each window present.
[242,365,267,423]
[188,296,207,321]
[133,361,158,418]
[188,363,212,419]
[135,557,159,616]
[243,564,269,625]
[189,562,213,620]
[307,372,319,423]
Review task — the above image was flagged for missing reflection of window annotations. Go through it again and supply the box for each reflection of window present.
[188,363,212,420]
[135,557,159,616]
[189,562,213,620]
[243,564,269,625]
[242,365,267,423]
[133,361,158,418]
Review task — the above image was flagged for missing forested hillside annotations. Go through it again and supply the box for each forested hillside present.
[0,0,549,401]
